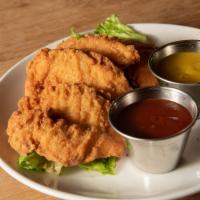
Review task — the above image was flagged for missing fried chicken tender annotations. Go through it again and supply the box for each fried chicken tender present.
[38,82,111,129]
[7,97,126,166]
[7,38,134,168]
[126,44,159,88]
[58,35,140,68]
[25,48,131,99]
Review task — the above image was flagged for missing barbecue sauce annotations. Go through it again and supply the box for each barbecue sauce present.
[116,99,192,139]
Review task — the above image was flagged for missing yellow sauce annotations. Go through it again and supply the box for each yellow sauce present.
[157,52,200,83]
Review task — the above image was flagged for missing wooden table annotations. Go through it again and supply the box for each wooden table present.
[1,0,200,199]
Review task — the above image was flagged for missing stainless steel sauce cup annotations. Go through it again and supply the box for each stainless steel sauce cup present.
[149,40,200,107]
[109,87,198,173]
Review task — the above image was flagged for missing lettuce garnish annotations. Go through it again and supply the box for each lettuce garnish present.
[70,14,147,43]
[79,157,117,175]
[18,152,63,175]
[94,14,147,43]
[70,27,83,39]
[19,152,116,175]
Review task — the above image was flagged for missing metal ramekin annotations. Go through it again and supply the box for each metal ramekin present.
[109,87,198,174]
[148,40,200,107]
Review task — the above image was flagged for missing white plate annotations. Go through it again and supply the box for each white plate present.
[1,24,200,200]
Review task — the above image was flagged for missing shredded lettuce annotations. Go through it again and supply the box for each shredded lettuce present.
[94,14,147,43]
[70,27,83,39]
[69,15,147,43]
[18,152,63,175]
[159,80,167,86]
[79,157,117,175]
[18,152,46,171]
[19,152,116,175]
[43,161,63,175]
[126,139,132,153]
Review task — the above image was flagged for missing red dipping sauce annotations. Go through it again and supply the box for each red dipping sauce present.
[116,99,192,139]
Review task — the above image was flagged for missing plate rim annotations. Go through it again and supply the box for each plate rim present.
[1,23,200,200]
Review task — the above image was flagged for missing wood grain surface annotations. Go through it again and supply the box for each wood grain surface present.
[0,0,200,199]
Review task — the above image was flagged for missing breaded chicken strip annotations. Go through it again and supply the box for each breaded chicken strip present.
[25,48,131,99]
[39,82,110,129]
[7,97,126,166]
[126,44,159,88]
[58,35,140,68]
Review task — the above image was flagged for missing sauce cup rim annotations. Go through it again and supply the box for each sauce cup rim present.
[108,87,199,142]
[148,39,200,86]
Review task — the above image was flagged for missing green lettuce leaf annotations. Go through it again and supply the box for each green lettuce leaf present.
[43,161,63,175]
[94,14,147,43]
[19,152,117,175]
[18,152,63,175]
[70,27,83,39]
[126,139,132,153]
[69,15,147,43]
[159,80,167,86]
[79,157,117,175]
[18,152,46,171]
